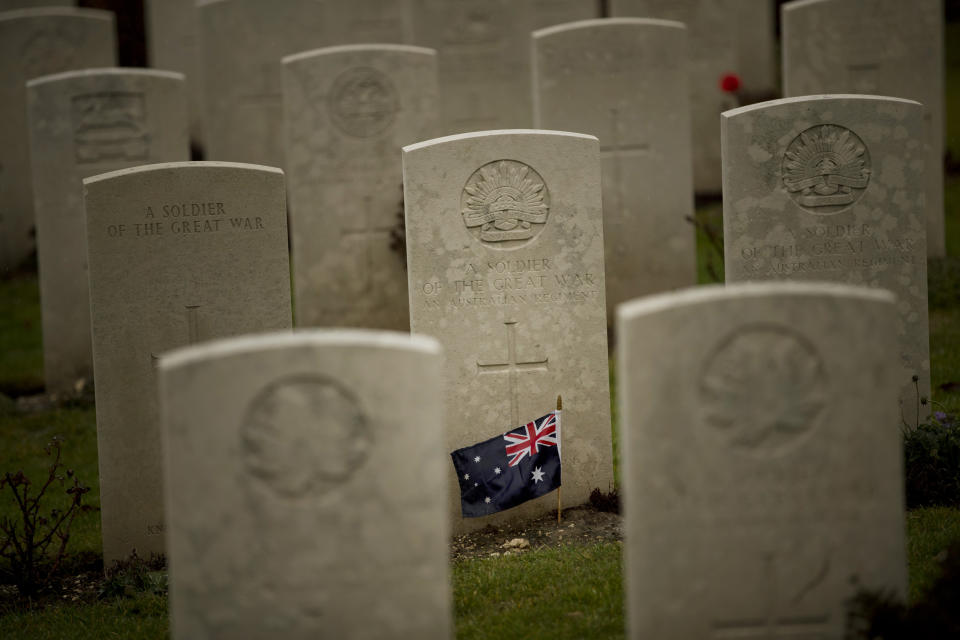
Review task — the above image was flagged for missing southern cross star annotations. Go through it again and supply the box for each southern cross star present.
[531,467,545,483]
[464,473,470,480]
[484,497,491,504]
[494,467,501,475]
[474,456,481,463]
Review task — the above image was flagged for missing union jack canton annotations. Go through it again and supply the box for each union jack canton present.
[450,411,562,518]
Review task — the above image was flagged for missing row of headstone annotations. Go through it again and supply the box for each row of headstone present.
[151,278,908,636]
[0,7,115,273]
[76,116,915,633]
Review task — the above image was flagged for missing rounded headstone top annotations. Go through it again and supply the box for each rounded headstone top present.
[82,161,284,187]
[158,329,442,372]
[403,128,598,154]
[617,282,896,322]
[282,43,437,65]
[0,7,112,22]
[532,17,686,39]
[26,67,185,88]
[722,94,923,119]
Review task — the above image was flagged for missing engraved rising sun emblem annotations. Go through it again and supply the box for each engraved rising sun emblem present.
[782,124,871,214]
[461,160,549,248]
[328,66,398,138]
[699,325,827,456]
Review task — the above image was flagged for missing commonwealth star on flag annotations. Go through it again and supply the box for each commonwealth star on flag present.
[450,410,561,518]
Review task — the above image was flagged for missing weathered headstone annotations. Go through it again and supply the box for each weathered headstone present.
[410,0,597,135]
[160,330,451,639]
[735,0,777,100]
[608,0,738,193]
[283,44,438,330]
[782,0,945,257]
[532,18,696,320]
[199,0,409,167]
[722,95,930,420]
[403,130,612,530]
[0,7,115,274]
[84,162,292,564]
[618,282,907,639]
[145,0,204,146]
[28,69,189,395]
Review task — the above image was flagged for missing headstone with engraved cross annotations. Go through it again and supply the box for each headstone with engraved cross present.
[533,18,696,322]
[403,130,612,532]
[618,282,908,639]
[27,68,189,396]
[283,44,438,330]
[84,161,292,564]
[609,0,739,194]
[0,7,115,274]
[722,95,931,422]
[782,0,945,257]
[198,0,411,167]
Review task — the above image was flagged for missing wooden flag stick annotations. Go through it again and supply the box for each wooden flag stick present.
[557,394,562,525]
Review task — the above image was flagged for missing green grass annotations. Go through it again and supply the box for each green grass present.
[0,594,168,640]
[906,506,960,603]
[0,273,43,396]
[454,543,624,640]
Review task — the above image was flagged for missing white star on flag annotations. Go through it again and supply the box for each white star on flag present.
[484,497,491,504]
[464,473,470,480]
[474,456,481,463]
[531,467,545,483]
[494,467,501,475]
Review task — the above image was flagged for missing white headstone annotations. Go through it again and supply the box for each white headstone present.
[532,18,696,320]
[28,69,189,395]
[198,0,409,167]
[84,162,292,564]
[618,282,907,639]
[782,0,945,257]
[608,0,739,193]
[722,95,930,420]
[145,0,204,147]
[0,7,115,274]
[736,0,777,100]
[403,130,612,530]
[160,331,451,639]
[410,0,597,135]
[283,44,438,330]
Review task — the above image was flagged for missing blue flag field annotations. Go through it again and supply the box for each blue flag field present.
[450,411,561,518]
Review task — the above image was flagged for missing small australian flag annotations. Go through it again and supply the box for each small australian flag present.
[451,411,561,518]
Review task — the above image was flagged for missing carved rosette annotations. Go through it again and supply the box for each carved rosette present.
[782,124,871,215]
[461,160,550,249]
[699,325,827,455]
[240,375,370,499]
[327,66,399,138]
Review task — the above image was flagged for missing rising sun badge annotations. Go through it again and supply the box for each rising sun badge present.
[782,124,871,215]
[461,160,550,248]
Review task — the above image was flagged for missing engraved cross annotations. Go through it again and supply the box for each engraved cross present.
[712,552,830,639]
[476,320,549,427]
[341,195,395,295]
[151,305,202,368]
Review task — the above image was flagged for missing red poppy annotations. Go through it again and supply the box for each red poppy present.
[719,73,741,93]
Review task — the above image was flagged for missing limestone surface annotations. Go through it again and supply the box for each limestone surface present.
[782,0,945,257]
[533,18,696,321]
[84,162,292,564]
[28,68,189,395]
[198,0,408,167]
[283,44,438,330]
[618,282,907,640]
[160,330,450,639]
[409,0,596,135]
[722,95,930,420]
[0,7,114,273]
[145,0,204,145]
[608,0,740,193]
[403,129,612,532]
